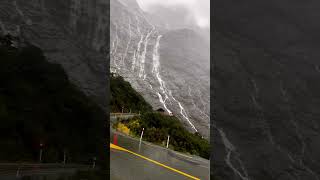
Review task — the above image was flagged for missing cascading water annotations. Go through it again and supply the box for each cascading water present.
[279,81,319,180]
[139,28,153,78]
[152,35,172,114]
[151,34,198,132]
[122,17,132,67]
[188,86,209,121]
[112,23,119,70]
[13,0,32,25]
[218,129,250,180]
[110,0,209,137]
[250,78,275,145]
[132,16,143,71]
[0,20,7,34]
[132,17,144,71]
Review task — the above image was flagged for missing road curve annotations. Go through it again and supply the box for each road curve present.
[110,130,209,180]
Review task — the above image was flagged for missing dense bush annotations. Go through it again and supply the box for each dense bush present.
[118,112,210,159]
[110,74,152,113]
[0,35,106,165]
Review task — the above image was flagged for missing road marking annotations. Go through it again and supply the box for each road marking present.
[110,143,200,180]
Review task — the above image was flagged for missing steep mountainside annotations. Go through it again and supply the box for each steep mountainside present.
[110,0,210,138]
[213,0,320,179]
[0,0,108,108]
[0,35,105,163]
[110,74,210,159]
[110,74,153,113]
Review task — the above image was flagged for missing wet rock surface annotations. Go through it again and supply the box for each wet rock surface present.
[0,0,109,108]
[213,0,320,179]
[110,0,210,137]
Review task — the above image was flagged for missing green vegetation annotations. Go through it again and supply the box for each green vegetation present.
[110,70,209,159]
[110,74,152,113]
[114,112,210,159]
[0,35,106,167]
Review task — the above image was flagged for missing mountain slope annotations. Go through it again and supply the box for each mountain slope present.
[0,35,106,163]
[0,0,108,108]
[110,74,210,159]
[110,0,210,138]
[213,0,320,179]
[110,74,153,113]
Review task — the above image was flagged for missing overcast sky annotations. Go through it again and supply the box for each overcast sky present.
[136,0,210,29]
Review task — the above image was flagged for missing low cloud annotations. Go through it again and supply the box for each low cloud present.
[136,0,210,29]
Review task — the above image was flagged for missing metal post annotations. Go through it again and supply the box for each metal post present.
[92,157,96,169]
[113,134,118,145]
[139,128,144,152]
[16,167,20,178]
[140,128,144,143]
[39,143,43,163]
[166,135,170,148]
[139,141,142,152]
[39,149,43,163]
[63,150,66,165]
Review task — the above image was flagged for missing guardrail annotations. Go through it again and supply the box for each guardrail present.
[0,163,90,177]
[110,113,140,116]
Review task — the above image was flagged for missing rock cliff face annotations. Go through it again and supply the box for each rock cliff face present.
[213,0,320,179]
[0,0,210,136]
[110,0,210,138]
[0,0,109,108]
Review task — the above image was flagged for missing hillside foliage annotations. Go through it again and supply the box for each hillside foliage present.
[115,112,210,159]
[110,74,152,113]
[0,35,106,165]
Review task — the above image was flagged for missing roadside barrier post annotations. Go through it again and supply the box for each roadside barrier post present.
[63,149,66,165]
[139,128,144,143]
[113,134,118,145]
[166,135,170,148]
[92,157,96,169]
[16,166,20,178]
[139,128,144,152]
[39,143,43,163]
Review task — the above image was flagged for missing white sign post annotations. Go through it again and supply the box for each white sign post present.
[16,167,20,178]
[139,128,144,152]
[166,135,170,148]
[39,143,43,163]
[140,128,144,142]
[63,149,66,165]
[92,157,96,169]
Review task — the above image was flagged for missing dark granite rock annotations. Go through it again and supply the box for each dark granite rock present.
[0,0,109,108]
[213,0,320,179]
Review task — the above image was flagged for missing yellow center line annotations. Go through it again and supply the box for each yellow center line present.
[110,143,200,180]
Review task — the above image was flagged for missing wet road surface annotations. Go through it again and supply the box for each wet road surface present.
[110,130,209,180]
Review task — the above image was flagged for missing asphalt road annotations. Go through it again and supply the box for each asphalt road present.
[111,148,192,180]
[0,163,90,180]
[110,130,210,180]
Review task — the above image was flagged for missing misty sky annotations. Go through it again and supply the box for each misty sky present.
[136,0,210,29]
